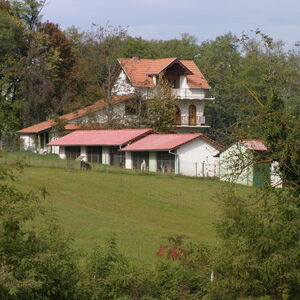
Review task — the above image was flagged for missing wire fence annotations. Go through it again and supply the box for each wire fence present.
[179,160,219,178]
[0,151,220,180]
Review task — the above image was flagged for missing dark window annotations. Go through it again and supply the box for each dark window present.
[65,146,81,160]
[132,152,149,170]
[157,152,175,173]
[87,146,102,163]
[110,147,125,168]
[125,101,138,115]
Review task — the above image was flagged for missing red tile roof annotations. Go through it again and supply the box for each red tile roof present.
[118,58,210,89]
[241,139,268,151]
[122,133,205,151]
[17,94,137,134]
[48,129,152,146]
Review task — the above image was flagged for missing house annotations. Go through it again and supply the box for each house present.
[114,57,214,129]
[121,133,222,177]
[219,139,282,187]
[47,128,152,167]
[17,57,213,152]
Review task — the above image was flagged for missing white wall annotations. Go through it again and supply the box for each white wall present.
[59,146,66,159]
[80,146,87,161]
[176,138,219,177]
[177,100,205,126]
[219,143,254,186]
[125,151,132,169]
[20,134,36,151]
[102,146,110,165]
[112,70,136,95]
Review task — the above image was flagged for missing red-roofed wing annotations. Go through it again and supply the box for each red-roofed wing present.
[16,94,137,134]
[122,133,203,151]
[48,129,152,146]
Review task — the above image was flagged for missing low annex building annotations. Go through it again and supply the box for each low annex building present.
[48,129,152,167]
[48,130,222,177]
[121,133,222,177]
[16,94,137,153]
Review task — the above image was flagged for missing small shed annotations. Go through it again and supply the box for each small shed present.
[219,139,271,187]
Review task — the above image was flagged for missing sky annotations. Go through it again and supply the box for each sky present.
[42,0,300,49]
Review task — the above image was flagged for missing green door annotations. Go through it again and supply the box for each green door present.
[253,163,270,187]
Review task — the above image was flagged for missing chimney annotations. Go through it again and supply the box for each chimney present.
[132,56,140,62]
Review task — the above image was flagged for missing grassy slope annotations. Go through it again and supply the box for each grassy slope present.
[2,152,235,263]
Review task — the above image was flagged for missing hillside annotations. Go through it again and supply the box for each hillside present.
[2,152,238,263]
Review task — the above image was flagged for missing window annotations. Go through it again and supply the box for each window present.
[125,101,138,115]
[65,146,81,160]
[87,146,102,163]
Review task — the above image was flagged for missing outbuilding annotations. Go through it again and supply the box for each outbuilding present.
[48,129,152,167]
[219,139,281,187]
[121,133,222,177]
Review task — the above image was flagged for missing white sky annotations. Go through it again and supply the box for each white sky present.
[42,0,300,49]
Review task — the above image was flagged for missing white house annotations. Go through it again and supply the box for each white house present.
[121,133,222,177]
[114,57,214,129]
[17,57,213,152]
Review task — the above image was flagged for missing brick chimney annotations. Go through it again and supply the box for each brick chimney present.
[132,56,140,62]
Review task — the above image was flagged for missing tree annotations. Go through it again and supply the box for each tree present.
[71,24,128,128]
[209,33,300,299]
[144,75,179,133]
[11,0,45,30]
[0,154,80,299]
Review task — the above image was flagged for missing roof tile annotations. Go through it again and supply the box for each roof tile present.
[48,129,152,146]
[118,58,210,89]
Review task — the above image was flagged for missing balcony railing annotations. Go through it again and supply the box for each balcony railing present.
[172,88,214,100]
[176,116,206,127]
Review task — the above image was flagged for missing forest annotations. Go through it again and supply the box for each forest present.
[0,0,300,299]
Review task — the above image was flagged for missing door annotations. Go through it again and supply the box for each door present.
[175,106,181,125]
[253,163,270,187]
[188,104,197,126]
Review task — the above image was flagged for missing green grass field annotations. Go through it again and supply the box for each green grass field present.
[1,152,242,263]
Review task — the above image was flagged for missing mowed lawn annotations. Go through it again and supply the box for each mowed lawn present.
[3,153,234,263]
